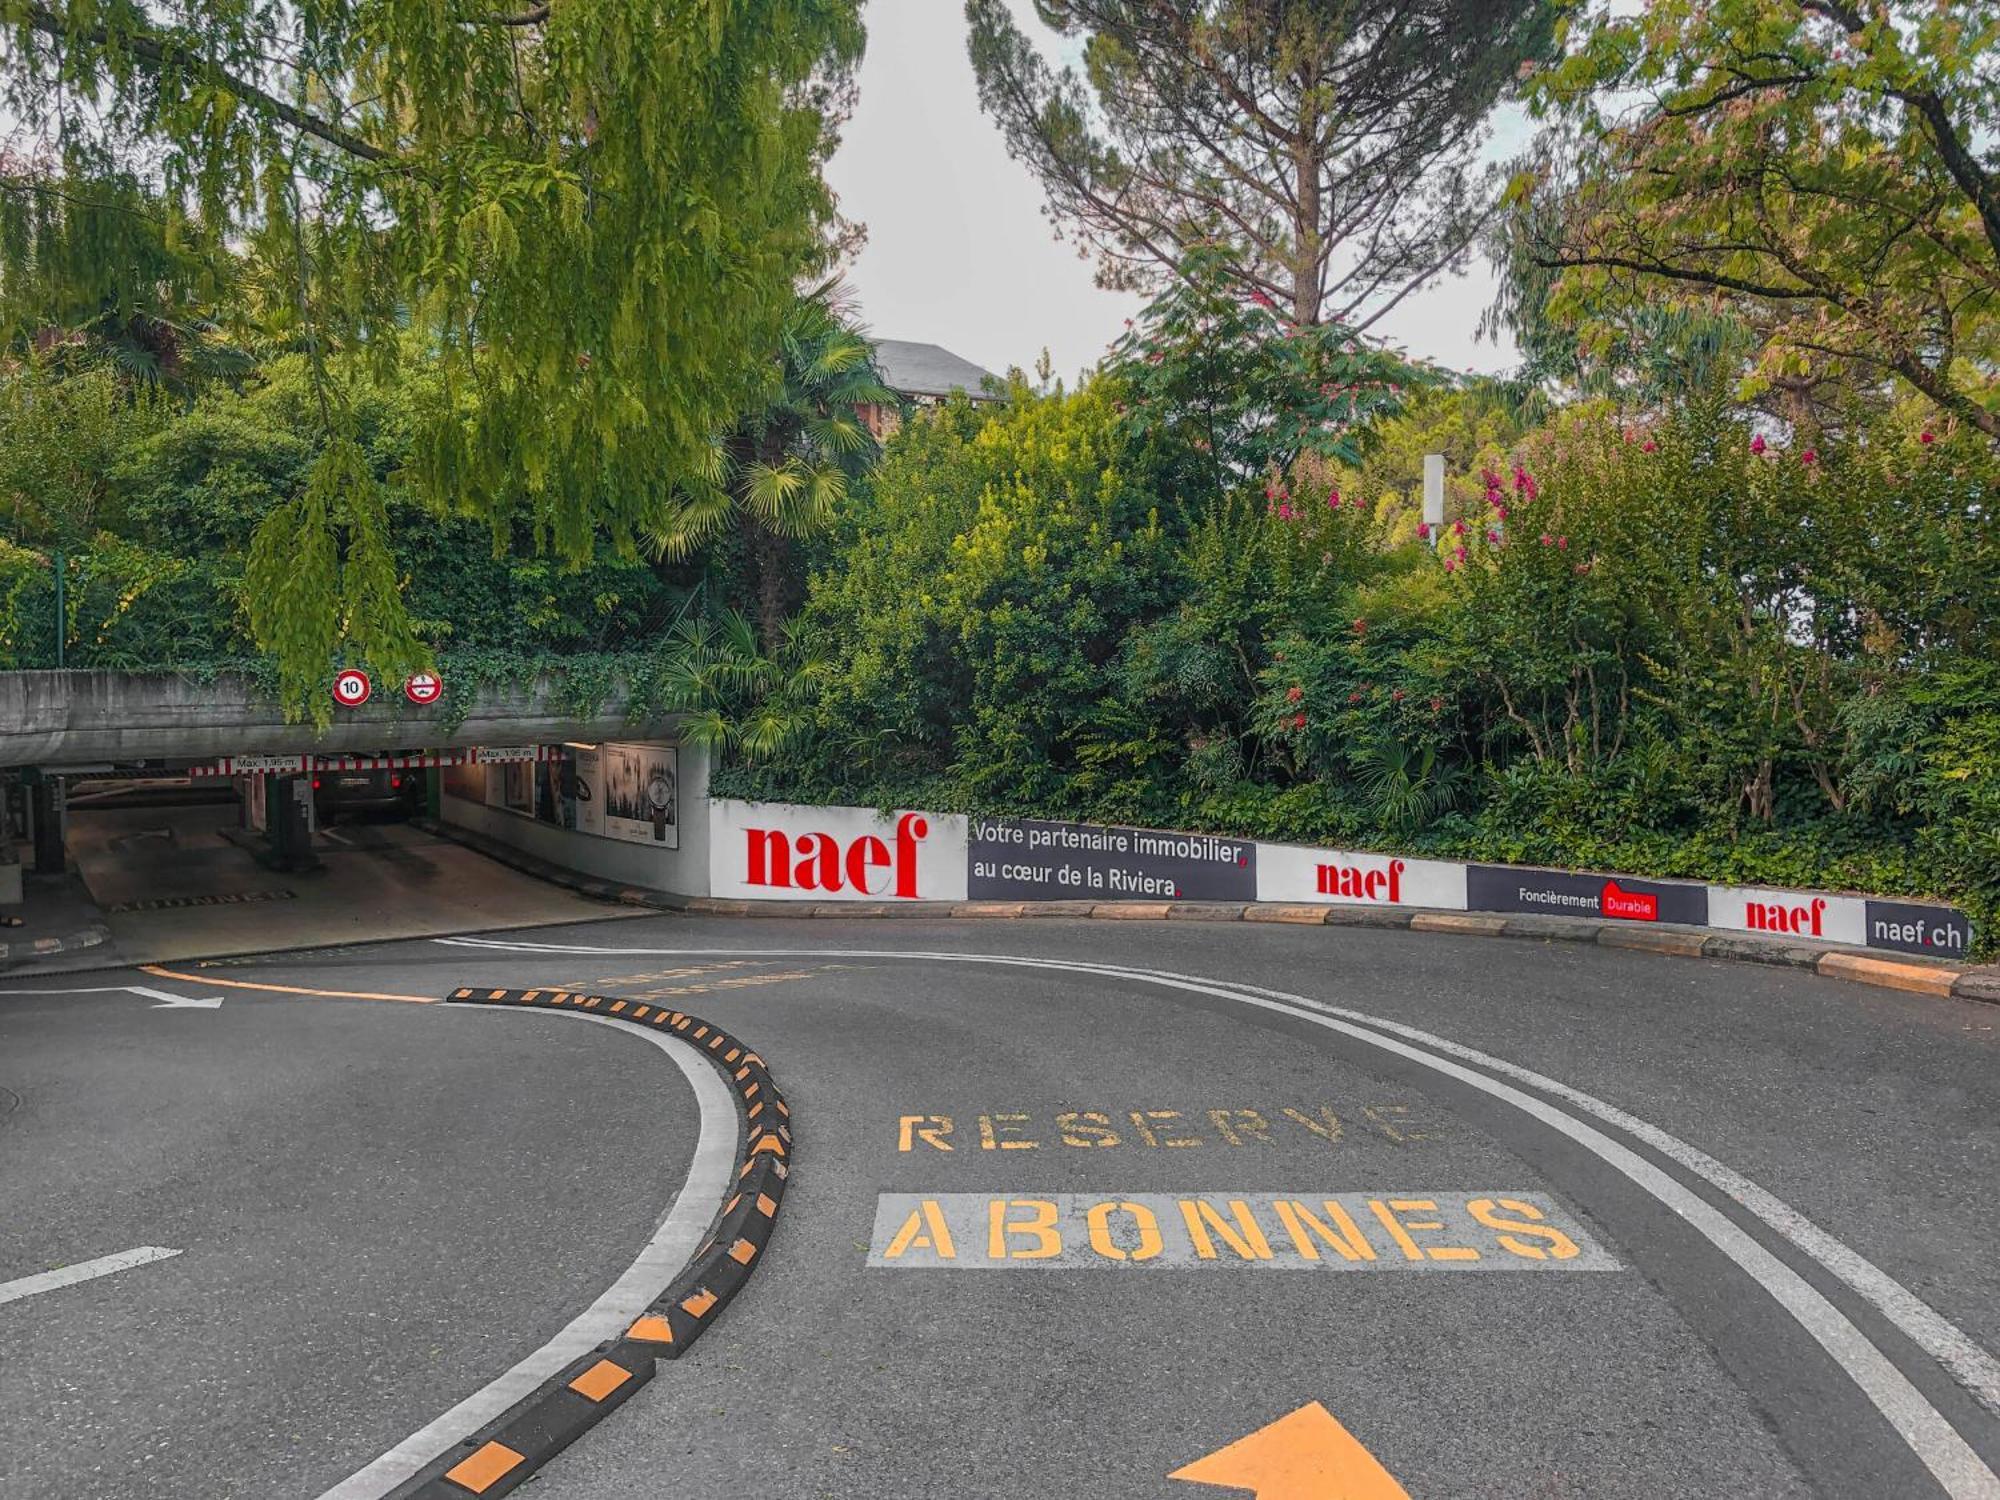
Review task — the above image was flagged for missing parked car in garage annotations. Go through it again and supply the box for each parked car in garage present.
[312,768,423,824]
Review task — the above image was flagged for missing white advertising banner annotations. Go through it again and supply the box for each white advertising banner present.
[711,799,969,903]
[1256,841,1468,911]
[1707,884,1867,945]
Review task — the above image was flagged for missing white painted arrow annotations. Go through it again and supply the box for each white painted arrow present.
[0,983,222,1008]
[131,986,225,1010]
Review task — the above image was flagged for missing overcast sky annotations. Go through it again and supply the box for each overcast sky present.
[824,0,1530,387]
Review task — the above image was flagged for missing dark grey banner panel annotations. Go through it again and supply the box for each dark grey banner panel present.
[968,816,1256,902]
[1465,865,1708,926]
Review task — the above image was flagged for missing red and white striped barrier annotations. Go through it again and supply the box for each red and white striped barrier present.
[184,745,561,778]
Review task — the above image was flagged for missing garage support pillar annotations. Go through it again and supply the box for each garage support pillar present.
[29,772,65,875]
[266,775,322,873]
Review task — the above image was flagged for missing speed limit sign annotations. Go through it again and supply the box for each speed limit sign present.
[331,668,373,708]
[404,671,443,705]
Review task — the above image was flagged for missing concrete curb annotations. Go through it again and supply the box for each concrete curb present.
[674,897,1998,1006]
[0,921,111,969]
[411,819,689,912]
[392,986,791,1499]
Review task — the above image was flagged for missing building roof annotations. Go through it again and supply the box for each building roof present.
[871,339,1000,401]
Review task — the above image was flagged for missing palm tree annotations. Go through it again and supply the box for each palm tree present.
[1352,738,1465,835]
[640,602,828,763]
[3,165,252,401]
[645,282,895,651]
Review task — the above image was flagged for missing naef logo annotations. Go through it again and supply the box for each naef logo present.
[1315,858,1404,904]
[1744,896,1826,937]
[744,812,930,898]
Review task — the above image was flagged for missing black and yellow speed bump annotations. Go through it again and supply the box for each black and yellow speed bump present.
[388,986,795,1498]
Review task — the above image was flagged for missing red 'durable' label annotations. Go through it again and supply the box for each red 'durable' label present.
[1600,880,1659,922]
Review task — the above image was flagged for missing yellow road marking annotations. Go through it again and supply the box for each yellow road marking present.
[139,965,435,1004]
[1170,1401,1411,1499]
[553,966,817,1000]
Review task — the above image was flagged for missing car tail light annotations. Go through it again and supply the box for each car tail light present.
[391,775,402,789]
[311,778,321,790]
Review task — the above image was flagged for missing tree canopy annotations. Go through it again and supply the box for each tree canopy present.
[1,0,866,706]
[1515,0,2000,436]
[964,0,1558,327]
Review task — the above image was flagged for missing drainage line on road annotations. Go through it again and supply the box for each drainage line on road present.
[386,985,792,1500]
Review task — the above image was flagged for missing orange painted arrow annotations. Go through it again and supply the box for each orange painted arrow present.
[1169,1401,1412,1499]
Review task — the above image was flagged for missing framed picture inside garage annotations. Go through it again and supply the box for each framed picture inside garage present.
[599,743,678,848]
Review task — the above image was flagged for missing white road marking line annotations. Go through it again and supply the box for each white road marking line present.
[1193,969,2000,1417]
[0,984,156,995]
[0,983,222,1009]
[0,1246,182,1306]
[313,1006,740,1500]
[436,935,2000,1498]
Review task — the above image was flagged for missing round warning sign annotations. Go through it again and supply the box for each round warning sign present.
[332,668,373,708]
[404,671,443,705]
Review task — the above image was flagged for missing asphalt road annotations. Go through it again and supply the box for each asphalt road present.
[0,971,700,1499]
[4,913,1997,1499]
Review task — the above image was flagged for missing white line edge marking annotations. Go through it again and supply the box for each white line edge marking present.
[436,935,2000,1498]
[313,1006,739,1500]
[0,983,225,1009]
[0,984,171,995]
[0,1246,182,1306]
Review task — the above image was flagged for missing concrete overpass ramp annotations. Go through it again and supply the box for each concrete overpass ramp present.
[0,670,676,769]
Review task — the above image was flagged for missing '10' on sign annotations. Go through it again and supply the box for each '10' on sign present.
[331,668,372,708]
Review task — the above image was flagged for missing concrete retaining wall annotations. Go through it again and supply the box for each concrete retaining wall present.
[704,798,1975,961]
[438,743,712,899]
[0,670,680,767]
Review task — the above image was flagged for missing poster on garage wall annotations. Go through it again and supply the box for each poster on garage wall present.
[601,742,678,848]
[572,746,605,836]
[500,760,534,815]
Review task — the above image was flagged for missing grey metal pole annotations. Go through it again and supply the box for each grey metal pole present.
[52,547,65,669]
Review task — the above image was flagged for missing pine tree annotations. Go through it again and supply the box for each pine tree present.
[963,0,1557,329]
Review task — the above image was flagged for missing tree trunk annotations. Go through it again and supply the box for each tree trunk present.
[1292,122,1322,326]
[1742,759,1774,824]
[751,522,790,658]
